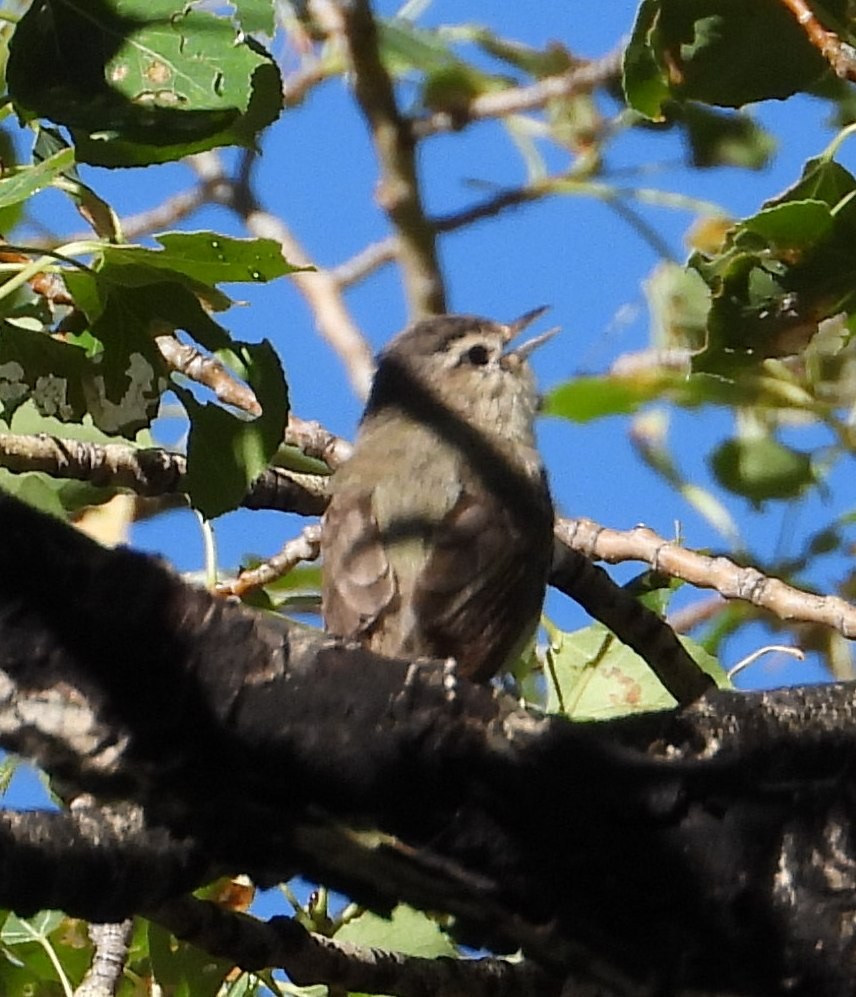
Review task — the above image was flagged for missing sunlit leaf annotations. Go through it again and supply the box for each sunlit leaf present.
[7,0,282,167]
[336,904,458,959]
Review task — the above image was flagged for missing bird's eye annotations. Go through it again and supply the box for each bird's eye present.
[465,344,490,366]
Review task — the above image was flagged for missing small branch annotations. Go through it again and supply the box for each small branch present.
[74,920,133,997]
[118,187,209,241]
[411,45,625,138]
[339,0,445,317]
[152,895,562,997]
[286,414,353,470]
[550,538,714,706]
[329,235,399,289]
[215,524,322,598]
[118,153,231,240]
[667,596,728,635]
[155,334,262,416]
[557,516,856,640]
[329,180,544,289]
[779,0,856,80]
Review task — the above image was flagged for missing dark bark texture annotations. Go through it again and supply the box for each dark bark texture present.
[0,493,855,995]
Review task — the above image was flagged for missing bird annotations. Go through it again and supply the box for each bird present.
[321,310,555,683]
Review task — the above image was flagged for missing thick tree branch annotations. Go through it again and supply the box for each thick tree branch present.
[0,805,210,921]
[2,491,856,994]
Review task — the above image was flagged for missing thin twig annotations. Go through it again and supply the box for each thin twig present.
[286,414,353,469]
[556,516,856,640]
[778,0,856,80]
[118,188,210,241]
[215,523,322,597]
[411,44,625,138]
[155,334,262,416]
[339,0,445,317]
[667,596,728,635]
[330,180,544,288]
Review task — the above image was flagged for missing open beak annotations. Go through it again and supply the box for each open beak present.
[503,306,558,359]
[504,305,550,343]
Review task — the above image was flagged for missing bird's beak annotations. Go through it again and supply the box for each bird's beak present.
[504,305,550,343]
[503,306,558,359]
[510,325,559,360]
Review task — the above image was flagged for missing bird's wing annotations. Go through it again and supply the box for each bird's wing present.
[414,480,552,681]
[321,488,396,640]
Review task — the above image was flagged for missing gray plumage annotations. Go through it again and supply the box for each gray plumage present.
[321,312,554,682]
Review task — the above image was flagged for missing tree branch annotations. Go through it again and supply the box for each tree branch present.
[2,491,856,993]
[550,539,714,705]
[155,333,263,416]
[0,433,327,514]
[74,920,133,997]
[778,0,856,80]
[153,895,562,996]
[215,523,322,597]
[221,156,375,399]
[411,45,625,138]
[339,0,445,317]
[557,516,856,639]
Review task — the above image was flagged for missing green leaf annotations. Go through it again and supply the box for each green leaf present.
[34,126,121,240]
[623,0,672,120]
[545,375,668,422]
[148,921,233,997]
[336,905,458,959]
[104,232,301,287]
[230,0,275,37]
[544,369,745,422]
[645,261,711,351]
[678,103,776,170]
[472,29,574,79]
[690,157,856,374]
[625,0,840,116]
[0,146,74,210]
[545,621,727,719]
[0,755,20,796]
[175,339,288,518]
[79,283,170,434]
[7,0,282,167]
[1,911,63,947]
[710,436,815,506]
